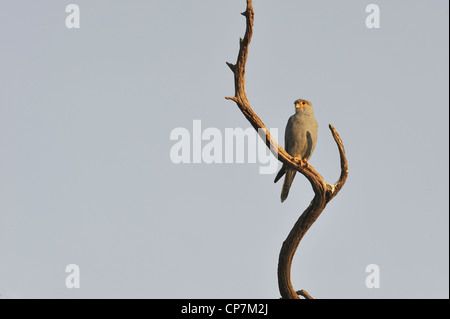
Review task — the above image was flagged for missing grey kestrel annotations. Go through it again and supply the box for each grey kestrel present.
[274,99,318,202]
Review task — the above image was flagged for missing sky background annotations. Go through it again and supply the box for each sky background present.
[0,0,448,299]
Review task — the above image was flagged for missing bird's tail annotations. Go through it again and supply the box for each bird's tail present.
[281,169,296,202]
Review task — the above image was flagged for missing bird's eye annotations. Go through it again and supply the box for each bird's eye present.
[301,101,307,106]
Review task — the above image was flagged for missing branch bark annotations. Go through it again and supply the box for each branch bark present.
[226,0,348,299]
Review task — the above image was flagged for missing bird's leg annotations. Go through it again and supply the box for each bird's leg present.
[293,157,306,167]
[293,157,314,169]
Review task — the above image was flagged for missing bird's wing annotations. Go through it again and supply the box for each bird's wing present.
[274,164,286,183]
[303,131,313,160]
[284,116,296,154]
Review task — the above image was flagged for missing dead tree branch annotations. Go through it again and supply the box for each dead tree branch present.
[226,0,348,299]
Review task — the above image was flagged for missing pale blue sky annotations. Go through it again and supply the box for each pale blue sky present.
[0,0,448,298]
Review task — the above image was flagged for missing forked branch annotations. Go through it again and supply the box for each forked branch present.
[226,0,348,299]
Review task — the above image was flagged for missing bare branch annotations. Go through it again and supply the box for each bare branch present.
[226,62,236,73]
[328,124,349,200]
[226,0,349,299]
[297,290,314,300]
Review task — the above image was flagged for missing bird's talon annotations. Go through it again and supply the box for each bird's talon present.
[293,157,305,167]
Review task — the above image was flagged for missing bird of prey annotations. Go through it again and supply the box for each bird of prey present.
[274,99,318,202]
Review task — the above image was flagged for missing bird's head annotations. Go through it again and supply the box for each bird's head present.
[294,99,312,112]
